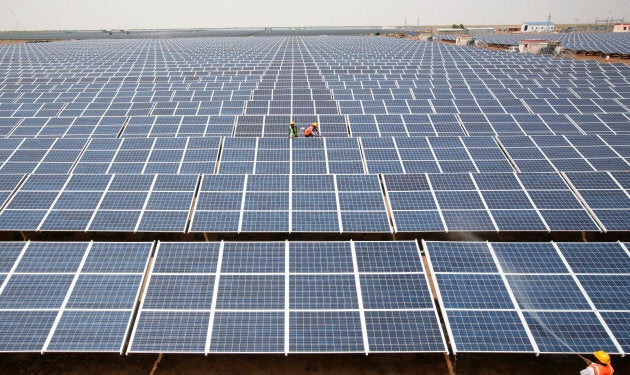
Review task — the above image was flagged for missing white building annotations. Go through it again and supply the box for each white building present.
[521,22,555,32]
[455,35,474,46]
[613,23,630,32]
[519,39,548,54]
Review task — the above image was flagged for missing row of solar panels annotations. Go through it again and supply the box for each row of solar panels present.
[336,97,629,115]
[1,112,630,138]
[0,135,628,175]
[2,73,627,94]
[331,87,629,100]
[1,88,628,110]
[1,36,627,66]
[0,240,627,354]
[2,48,623,71]
[1,60,627,83]
[0,171,629,233]
[1,43,627,86]
[1,69,627,93]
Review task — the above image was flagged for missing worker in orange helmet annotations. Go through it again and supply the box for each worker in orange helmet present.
[304,122,322,137]
[580,351,614,375]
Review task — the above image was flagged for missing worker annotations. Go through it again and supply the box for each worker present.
[304,122,322,137]
[580,351,614,375]
[289,121,298,138]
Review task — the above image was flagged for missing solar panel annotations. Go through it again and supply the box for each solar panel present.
[128,240,445,354]
[360,274,433,309]
[289,311,363,353]
[445,310,535,353]
[425,241,627,355]
[209,311,284,353]
[46,311,134,352]
[556,242,630,274]
[66,274,142,310]
[577,275,630,310]
[436,273,514,309]
[491,242,567,273]
[600,312,630,353]
[0,311,58,352]
[563,172,630,232]
[0,241,151,353]
[507,275,591,310]
[130,311,210,353]
[365,310,445,352]
[523,311,619,354]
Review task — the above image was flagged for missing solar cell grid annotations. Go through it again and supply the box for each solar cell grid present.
[577,275,630,311]
[425,241,497,273]
[66,274,143,309]
[127,240,443,354]
[0,311,58,352]
[365,310,445,352]
[507,274,591,310]
[524,311,619,354]
[425,241,630,354]
[209,311,284,353]
[556,242,630,274]
[361,272,432,308]
[289,311,363,353]
[446,310,535,353]
[46,310,132,352]
[15,242,86,273]
[491,243,567,273]
[129,311,209,353]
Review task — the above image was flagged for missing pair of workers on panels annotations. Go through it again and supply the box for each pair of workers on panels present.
[289,121,321,138]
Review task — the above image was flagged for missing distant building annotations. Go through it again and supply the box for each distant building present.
[414,32,434,41]
[466,27,495,35]
[434,28,466,35]
[519,39,548,54]
[613,23,630,32]
[455,35,474,46]
[521,22,555,32]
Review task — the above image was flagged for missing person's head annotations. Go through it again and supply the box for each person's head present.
[312,122,318,128]
[594,351,611,365]
[290,121,295,127]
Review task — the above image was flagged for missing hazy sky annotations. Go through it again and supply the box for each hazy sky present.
[1,0,628,31]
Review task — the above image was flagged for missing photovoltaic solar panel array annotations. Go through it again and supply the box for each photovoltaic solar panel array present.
[0,241,447,354]
[0,35,629,355]
[1,240,628,355]
[0,242,152,353]
[424,241,630,355]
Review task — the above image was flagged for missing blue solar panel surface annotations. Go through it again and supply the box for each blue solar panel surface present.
[425,241,629,355]
[0,241,152,352]
[128,240,446,354]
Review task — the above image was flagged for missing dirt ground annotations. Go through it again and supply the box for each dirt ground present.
[0,352,628,375]
[569,52,630,66]
[0,40,32,44]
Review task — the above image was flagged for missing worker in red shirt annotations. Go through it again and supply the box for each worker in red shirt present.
[580,351,614,375]
[304,122,322,137]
